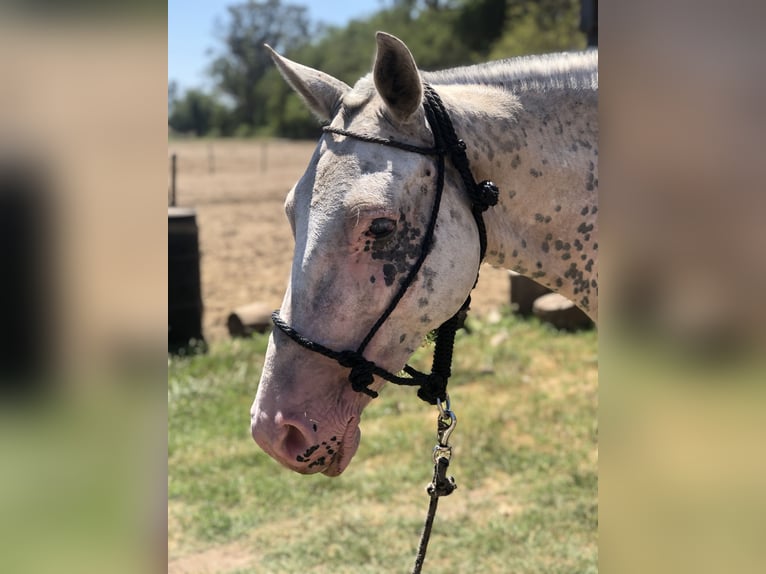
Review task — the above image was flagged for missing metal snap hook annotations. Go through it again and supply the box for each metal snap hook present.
[435,395,457,448]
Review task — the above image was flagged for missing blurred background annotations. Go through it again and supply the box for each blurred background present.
[1,0,765,572]
[168,0,590,140]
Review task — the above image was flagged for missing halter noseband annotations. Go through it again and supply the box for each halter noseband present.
[271,83,499,404]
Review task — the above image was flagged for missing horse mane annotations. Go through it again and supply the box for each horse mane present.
[423,50,598,93]
[341,49,597,113]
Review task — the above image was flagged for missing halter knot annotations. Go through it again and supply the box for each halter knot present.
[416,373,448,406]
[474,180,500,212]
[336,351,379,398]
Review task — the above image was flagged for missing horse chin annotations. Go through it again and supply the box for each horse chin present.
[322,419,361,477]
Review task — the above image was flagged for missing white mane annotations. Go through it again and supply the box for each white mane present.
[342,49,597,113]
[423,50,598,92]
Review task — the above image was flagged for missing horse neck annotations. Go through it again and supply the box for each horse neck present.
[445,86,599,321]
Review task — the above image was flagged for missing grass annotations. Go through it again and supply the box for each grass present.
[168,308,598,573]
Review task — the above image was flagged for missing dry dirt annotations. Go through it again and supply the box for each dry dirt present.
[168,139,511,343]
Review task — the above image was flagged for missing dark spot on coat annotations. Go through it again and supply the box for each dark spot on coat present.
[418,297,429,308]
[577,222,594,234]
[535,213,545,223]
[562,252,571,260]
[585,259,594,272]
[536,261,543,269]
[383,264,397,286]
[370,275,376,284]
[521,239,527,248]
[508,189,517,199]
[555,277,563,287]
[544,215,552,223]
[555,240,564,251]
[574,239,583,251]
[530,168,541,178]
[581,206,589,216]
[511,155,521,169]
[399,334,407,344]
[555,205,562,212]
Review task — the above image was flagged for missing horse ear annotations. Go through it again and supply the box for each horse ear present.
[373,32,423,123]
[265,45,350,122]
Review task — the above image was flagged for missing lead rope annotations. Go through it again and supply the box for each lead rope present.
[412,396,458,574]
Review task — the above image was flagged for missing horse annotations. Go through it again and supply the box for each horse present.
[251,32,597,476]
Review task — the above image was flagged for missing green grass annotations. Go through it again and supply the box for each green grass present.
[168,308,598,573]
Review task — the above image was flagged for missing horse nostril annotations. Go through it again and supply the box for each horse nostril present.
[283,424,310,461]
[251,410,328,472]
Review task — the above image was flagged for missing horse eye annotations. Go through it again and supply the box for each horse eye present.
[366,218,396,240]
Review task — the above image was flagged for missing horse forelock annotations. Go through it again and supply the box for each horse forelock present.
[341,75,376,112]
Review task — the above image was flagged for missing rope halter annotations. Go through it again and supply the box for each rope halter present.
[271,83,499,404]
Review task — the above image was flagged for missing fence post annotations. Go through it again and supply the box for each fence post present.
[170,153,177,206]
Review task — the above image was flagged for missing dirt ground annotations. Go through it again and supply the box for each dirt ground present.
[168,139,511,343]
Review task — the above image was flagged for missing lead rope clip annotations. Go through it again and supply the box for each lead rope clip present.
[411,395,458,574]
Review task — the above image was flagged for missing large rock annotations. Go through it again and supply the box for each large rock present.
[227,302,273,337]
[533,293,593,331]
[509,271,552,316]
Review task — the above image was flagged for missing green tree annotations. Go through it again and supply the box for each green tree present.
[208,0,312,133]
[168,89,227,137]
[489,0,586,59]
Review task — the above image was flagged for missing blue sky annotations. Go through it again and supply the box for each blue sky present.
[169,0,384,91]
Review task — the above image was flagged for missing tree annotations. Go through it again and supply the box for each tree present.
[489,0,586,59]
[168,80,179,115]
[208,0,312,132]
[168,89,227,137]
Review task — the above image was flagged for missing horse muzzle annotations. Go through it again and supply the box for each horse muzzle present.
[250,406,360,476]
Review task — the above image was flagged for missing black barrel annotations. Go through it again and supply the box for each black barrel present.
[0,158,53,394]
[168,207,206,353]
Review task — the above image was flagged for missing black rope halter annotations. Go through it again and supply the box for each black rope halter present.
[272,83,499,405]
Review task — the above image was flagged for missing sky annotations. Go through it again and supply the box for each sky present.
[168,0,385,92]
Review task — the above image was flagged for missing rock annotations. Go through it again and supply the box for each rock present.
[509,271,552,316]
[227,302,274,337]
[533,293,593,331]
